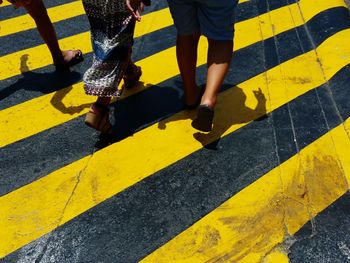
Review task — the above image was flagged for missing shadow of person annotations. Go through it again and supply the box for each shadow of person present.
[50,85,91,114]
[0,54,82,109]
[193,85,267,149]
[94,81,183,149]
[92,82,267,151]
[155,84,267,149]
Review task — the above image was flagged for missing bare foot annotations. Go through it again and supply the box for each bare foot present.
[54,49,83,70]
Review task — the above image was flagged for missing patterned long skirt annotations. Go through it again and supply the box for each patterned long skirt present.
[82,0,136,97]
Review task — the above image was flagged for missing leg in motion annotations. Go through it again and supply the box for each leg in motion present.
[176,33,202,108]
[191,39,233,132]
[23,0,82,69]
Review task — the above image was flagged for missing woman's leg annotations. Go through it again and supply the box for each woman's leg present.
[85,96,113,134]
[23,0,81,66]
[123,58,142,89]
[96,97,112,107]
[83,0,138,134]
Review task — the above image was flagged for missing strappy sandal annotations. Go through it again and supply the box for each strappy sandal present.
[84,103,113,134]
[123,65,142,89]
[55,49,83,71]
[191,104,214,132]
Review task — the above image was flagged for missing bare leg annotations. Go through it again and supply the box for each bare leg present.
[125,60,138,75]
[23,0,80,65]
[96,97,111,107]
[84,96,112,134]
[191,39,232,132]
[176,33,201,106]
[200,39,233,109]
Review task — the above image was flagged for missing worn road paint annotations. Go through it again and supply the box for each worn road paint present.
[0,0,343,147]
[1,27,350,258]
[141,117,350,263]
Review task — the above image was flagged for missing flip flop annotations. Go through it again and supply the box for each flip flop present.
[55,49,83,71]
[191,104,214,132]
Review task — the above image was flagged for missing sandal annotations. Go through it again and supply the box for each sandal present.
[84,103,113,134]
[55,49,83,71]
[191,104,214,132]
[123,65,142,89]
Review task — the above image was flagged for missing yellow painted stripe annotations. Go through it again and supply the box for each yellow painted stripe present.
[0,0,247,23]
[1,24,350,258]
[0,1,11,7]
[1,0,344,81]
[0,0,342,147]
[0,1,85,37]
[298,0,348,22]
[0,7,173,80]
[141,117,350,263]
[0,0,248,78]
[0,0,250,26]
[263,250,290,263]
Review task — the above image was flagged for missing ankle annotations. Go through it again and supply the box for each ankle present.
[185,86,200,104]
[200,97,216,109]
[53,57,64,66]
[90,104,100,114]
[91,102,109,114]
[125,63,136,74]
[52,51,65,65]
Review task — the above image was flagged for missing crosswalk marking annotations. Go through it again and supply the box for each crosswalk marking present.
[141,117,350,263]
[0,7,173,81]
[1,27,349,258]
[1,0,350,260]
[0,1,12,7]
[0,1,85,37]
[0,0,251,79]
[1,0,342,81]
[298,0,348,22]
[0,0,342,147]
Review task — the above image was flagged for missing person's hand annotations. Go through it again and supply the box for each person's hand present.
[126,0,144,22]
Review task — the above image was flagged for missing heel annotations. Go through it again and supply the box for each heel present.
[84,103,113,134]
[123,65,142,89]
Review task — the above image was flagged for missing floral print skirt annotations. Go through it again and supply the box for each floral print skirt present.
[82,0,136,97]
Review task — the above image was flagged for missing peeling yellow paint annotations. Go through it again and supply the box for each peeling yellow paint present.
[1,27,350,262]
[1,0,350,259]
[282,139,349,234]
[141,118,350,262]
